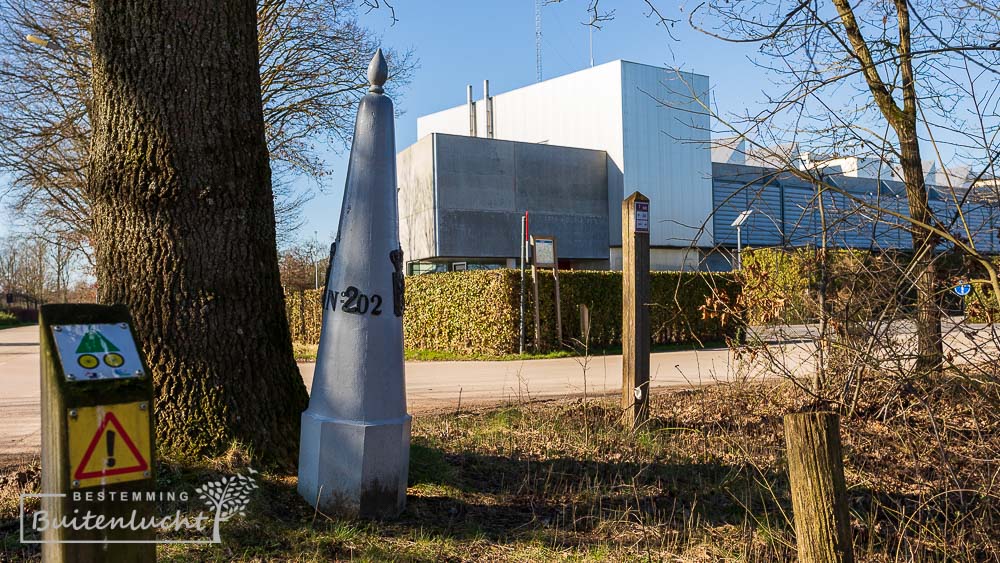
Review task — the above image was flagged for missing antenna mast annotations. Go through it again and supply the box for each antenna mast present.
[535,0,542,82]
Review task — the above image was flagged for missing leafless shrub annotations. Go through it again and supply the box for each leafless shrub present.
[0,0,416,256]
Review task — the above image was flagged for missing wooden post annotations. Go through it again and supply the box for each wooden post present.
[38,304,156,562]
[621,192,650,428]
[784,412,854,563]
[553,270,562,346]
[551,238,562,346]
[519,214,527,355]
[531,260,541,351]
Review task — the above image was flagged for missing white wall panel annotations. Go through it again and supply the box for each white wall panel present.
[417,104,468,139]
[620,62,712,247]
[396,136,436,261]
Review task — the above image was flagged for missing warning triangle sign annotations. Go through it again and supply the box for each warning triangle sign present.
[74,412,148,480]
[76,330,120,354]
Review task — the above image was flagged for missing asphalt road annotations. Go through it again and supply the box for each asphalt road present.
[0,324,791,458]
[4,318,995,460]
[0,325,40,461]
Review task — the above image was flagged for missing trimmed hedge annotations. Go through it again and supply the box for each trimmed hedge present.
[0,311,19,327]
[967,258,1000,323]
[531,270,739,351]
[740,247,984,325]
[285,269,739,355]
[405,270,521,355]
[284,290,325,346]
[0,307,38,325]
[740,248,814,325]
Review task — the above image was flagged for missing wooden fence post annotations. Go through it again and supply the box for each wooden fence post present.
[784,412,854,563]
[531,258,541,351]
[621,192,650,428]
[298,289,306,339]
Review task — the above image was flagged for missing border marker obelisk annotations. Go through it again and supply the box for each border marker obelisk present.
[297,49,410,519]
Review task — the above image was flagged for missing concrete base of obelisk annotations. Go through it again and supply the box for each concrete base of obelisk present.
[298,411,411,519]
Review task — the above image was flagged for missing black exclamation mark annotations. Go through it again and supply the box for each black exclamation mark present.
[106,431,116,468]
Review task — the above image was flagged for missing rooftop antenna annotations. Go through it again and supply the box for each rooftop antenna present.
[535,0,542,82]
[589,23,594,67]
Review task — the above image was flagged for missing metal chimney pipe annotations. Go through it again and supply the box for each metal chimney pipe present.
[483,79,493,139]
[467,84,476,137]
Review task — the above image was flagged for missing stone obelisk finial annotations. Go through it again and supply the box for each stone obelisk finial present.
[298,46,409,519]
[368,48,388,94]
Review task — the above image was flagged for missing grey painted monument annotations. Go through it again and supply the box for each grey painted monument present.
[298,49,411,519]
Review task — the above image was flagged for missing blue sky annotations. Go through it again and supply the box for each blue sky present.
[298,0,768,246]
[9,2,763,243]
[6,2,950,244]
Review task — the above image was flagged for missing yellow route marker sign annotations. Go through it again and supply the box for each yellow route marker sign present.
[40,304,157,558]
[67,401,151,489]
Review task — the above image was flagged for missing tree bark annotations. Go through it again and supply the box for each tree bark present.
[88,0,308,464]
[784,412,854,563]
[893,0,943,373]
[897,122,944,373]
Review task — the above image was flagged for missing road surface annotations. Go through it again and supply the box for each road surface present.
[1,324,790,458]
[3,318,994,459]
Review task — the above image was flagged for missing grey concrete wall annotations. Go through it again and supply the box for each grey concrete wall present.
[397,135,436,262]
[609,247,703,271]
[399,134,610,261]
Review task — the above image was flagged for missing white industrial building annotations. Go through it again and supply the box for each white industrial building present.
[396,60,999,274]
[406,60,711,271]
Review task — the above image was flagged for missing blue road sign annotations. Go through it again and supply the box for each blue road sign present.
[953,283,972,297]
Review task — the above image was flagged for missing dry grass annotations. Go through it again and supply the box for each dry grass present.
[1,375,997,561]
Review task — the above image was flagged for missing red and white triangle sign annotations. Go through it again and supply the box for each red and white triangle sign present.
[74,412,149,480]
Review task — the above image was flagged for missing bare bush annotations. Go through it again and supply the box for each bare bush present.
[0,0,416,255]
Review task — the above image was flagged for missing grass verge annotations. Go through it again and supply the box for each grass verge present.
[0,321,36,330]
[2,377,996,561]
[293,341,726,362]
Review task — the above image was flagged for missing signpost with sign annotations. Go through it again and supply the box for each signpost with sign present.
[530,235,562,349]
[622,192,650,428]
[731,209,753,270]
[634,201,650,234]
[39,303,156,561]
[51,323,145,382]
[67,403,151,489]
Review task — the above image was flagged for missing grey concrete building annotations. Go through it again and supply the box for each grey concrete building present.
[396,61,1000,273]
[398,133,611,273]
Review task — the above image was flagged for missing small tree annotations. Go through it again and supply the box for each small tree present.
[0,0,415,256]
[278,239,330,292]
[677,0,1000,377]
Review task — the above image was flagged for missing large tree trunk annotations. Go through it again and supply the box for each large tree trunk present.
[88,0,308,464]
